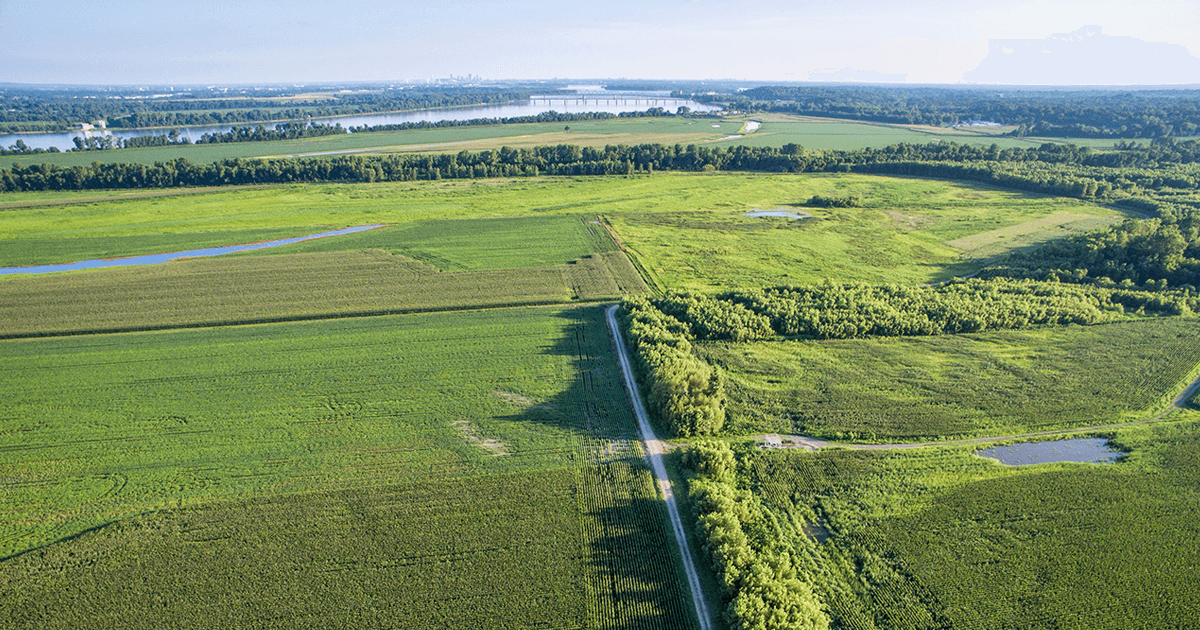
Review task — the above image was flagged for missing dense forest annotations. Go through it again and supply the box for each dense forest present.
[716,86,1200,138]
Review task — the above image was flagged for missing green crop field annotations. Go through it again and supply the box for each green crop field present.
[741,416,1200,629]
[0,305,696,628]
[3,462,694,630]
[246,214,619,271]
[702,317,1200,440]
[0,249,645,337]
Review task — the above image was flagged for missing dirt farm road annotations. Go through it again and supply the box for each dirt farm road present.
[605,305,715,630]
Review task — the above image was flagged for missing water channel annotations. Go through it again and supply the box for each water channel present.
[0,88,720,151]
[0,224,385,275]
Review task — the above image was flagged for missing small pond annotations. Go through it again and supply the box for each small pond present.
[743,209,812,220]
[976,437,1123,466]
[0,224,385,275]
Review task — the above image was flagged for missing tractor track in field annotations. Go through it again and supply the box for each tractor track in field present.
[605,304,714,630]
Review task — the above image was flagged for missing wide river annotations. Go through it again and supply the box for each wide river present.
[0,90,720,151]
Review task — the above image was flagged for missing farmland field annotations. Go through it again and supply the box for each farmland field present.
[3,462,694,630]
[0,249,645,337]
[714,114,1131,151]
[739,416,1200,629]
[0,305,697,628]
[702,317,1200,440]
[0,163,1186,629]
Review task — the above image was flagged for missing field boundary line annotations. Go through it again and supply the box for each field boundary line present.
[605,304,714,630]
[0,298,617,341]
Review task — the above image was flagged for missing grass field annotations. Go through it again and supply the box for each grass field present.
[604,173,1126,289]
[0,173,1127,293]
[702,317,1200,440]
[743,416,1200,628]
[245,214,619,271]
[0,305,698,628]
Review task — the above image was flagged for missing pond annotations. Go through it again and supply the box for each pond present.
[976,437,1123,466]
[744,209,812,220]
[0,224,385,275]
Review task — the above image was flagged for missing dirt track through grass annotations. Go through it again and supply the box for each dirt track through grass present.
[606,305,714,630]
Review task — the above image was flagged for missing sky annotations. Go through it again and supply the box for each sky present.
[2,0,1199,85]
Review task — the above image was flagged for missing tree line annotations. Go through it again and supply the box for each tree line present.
[649,280,1194,343]
[981,215,1200,290]
[619,297,725,438]
[684,441,829,630]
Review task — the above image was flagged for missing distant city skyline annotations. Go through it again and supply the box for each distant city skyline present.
[2,0,1199,85]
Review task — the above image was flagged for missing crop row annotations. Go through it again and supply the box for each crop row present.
[1,463,695,629]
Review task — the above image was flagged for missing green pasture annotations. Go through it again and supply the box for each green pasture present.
[0,173,1127,292]
[745,417,1200,628]
[704,317,1200,440]
[604,173,1125,289]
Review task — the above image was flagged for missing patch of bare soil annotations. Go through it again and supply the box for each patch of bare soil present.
[884,210,933,230]
[494,390,555,411]
[451,419,509,456]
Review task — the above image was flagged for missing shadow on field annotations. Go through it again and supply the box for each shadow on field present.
[584,491,701,630]
[498,305,701,629]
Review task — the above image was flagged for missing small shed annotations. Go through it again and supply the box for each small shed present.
[763,434,783,449]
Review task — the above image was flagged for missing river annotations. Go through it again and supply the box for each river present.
[0,89,720,152]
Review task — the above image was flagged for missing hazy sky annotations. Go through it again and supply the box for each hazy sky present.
[2,0,1199,85]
